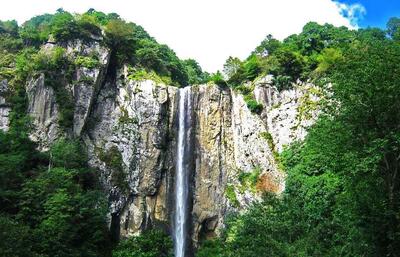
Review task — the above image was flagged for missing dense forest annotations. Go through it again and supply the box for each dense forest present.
[0,8,400,257]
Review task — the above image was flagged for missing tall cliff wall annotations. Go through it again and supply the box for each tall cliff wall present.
[0,41,320,245]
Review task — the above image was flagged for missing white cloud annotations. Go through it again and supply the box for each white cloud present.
[335,2,366,28]
[0,0,363,72]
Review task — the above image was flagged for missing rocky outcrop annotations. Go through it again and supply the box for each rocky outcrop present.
[26,74,60,149]
[189,78,320,244]
[21,41,320,246]
[69,40,110,137]
[254,76,321,152]
[26,40,110,149]
[191,84,235,244]
[0,80,10,132]
[84,72,178,237]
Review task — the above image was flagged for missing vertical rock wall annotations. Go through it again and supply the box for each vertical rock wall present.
[191,84,235,244]
[5,41,320,245]
[0,80,10,132]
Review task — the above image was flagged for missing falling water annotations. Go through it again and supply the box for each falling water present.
[174,87,191,257]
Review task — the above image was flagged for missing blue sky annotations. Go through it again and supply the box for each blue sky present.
[337,0,400,28]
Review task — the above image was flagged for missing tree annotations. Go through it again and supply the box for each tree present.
[184,59,208,85]
[112,229,173,257]
[387,17,400,41]
[243,55,262,80]
[0,216,36,257]
[253,34,281,56]
[223,56,242,80]
[104,19,135,63]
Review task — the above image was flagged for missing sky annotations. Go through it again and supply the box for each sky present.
[0,0,398,72]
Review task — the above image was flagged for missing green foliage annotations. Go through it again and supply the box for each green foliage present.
[50,139,88,169]
[74,55,100,69]
[32,46,68,71]
[0,215,37,257]
[4,8,202,88]
[0,84,43,215]
[245,98,263,114]
[127,68,172,85]
[260,131,283,169]
[209,71,227,87]
[112,229,173,257]
[197,194,292,257]
[238,167,261,193]
[225,184,239,207]
[253,34,281,56]
[134,39,190,86]
[104,19,135,63]
[223,56,243,81]
[196,239,226,257]
[260,132,275,150]
[183,59,209,85]
[235,84,263,114]
[0,20,18,36]
[315,47,343,74]
[225,21,357,89]
[19,167,110,257]
[387,17,400,41]
[243,55,262,81]
[98,146,129,193]
[19,14,53,46]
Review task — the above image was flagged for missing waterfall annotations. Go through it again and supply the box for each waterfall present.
[174,87,191,257]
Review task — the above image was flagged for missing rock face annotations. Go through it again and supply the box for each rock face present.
[9,41,320,247]
[254,76,321,152]
[191,84,235,244]
[26,74,60,149]
[26,40,110,150]
[0,80,11,132]
[84,71,178,238]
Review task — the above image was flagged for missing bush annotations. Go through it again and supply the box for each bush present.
[50,139,88,169]
[243,55,262,80]
[196,239,226,257]
[272,75,293,91]
[0,216,36,257]
[98,146,129,193]
[127,68,172,85]
[238,167,261,193]
[112,229,173,257]
[225,184,239,207]
[33,46,68,71]
[209,71,227,87]
[75,55,100,69]
[105,19,135,63]
[245,98,263,114]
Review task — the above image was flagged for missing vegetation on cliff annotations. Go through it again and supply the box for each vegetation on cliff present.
[1,8,210,88]
[197,17,400,257]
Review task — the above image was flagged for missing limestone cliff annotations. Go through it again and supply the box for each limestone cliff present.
[0,80,10,132]
[0,40,320,246]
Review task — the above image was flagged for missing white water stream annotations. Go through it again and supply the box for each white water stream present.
[174,87,191,257]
